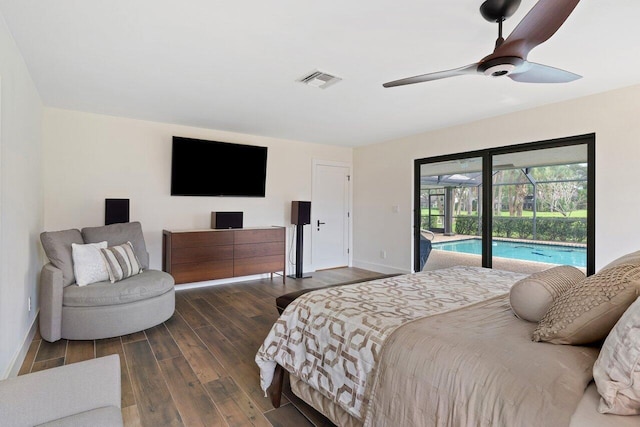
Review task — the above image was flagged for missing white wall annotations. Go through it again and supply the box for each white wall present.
[0,14,43,377]
[353,84,640,274]
[43,108,352,276]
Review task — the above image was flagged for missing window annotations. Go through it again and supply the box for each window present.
[414,134,595,275]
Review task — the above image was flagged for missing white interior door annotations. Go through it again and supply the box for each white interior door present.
[312,161,350,270]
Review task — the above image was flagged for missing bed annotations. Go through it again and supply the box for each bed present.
[255,264,640,427]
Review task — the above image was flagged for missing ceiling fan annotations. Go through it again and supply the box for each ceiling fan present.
[383,0,581,88]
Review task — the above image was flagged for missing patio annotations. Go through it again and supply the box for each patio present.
[422,232,587,274]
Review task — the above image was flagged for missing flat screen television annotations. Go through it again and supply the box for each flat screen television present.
[171,137,268,197]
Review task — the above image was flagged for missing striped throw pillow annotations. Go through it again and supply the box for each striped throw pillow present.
[100,241,143,283]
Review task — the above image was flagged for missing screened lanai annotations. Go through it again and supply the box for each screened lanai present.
[417,140,592,274]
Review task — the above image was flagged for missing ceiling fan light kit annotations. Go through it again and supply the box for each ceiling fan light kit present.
[480,57,523,77]
[383,0,581,88]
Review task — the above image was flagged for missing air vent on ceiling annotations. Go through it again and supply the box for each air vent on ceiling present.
[298,70,342,89]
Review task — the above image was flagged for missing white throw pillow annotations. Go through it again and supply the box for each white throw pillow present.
[593,296,640,415]
[71,241,109,286]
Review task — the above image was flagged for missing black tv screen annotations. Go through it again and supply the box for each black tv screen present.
[171,137,267,197]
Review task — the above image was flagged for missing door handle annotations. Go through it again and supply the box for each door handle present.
[317,220,326,231]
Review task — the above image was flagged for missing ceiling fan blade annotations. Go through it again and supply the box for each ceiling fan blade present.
[383,63,478,88]
[508,61,581,83]
[490,0,580,60]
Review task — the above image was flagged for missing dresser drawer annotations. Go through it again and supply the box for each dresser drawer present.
[171,245,233,265]
[171,260,234,284]
[234,228,284,245]
[234,255,284,277]
[234,242,283,259]
[171,231,234,248]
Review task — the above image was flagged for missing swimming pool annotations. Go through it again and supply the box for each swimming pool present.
[431,238,586,267]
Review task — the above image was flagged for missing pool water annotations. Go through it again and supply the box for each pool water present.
[431,238,586,267]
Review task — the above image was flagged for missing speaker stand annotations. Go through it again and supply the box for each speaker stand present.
[287,224,312,279]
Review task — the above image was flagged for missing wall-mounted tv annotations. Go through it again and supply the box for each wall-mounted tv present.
[171,137,268,197]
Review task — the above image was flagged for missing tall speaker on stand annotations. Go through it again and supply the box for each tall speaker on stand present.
[288,201,312,279]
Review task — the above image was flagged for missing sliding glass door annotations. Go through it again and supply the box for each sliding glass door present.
[417,156,483,271]
[414,134,595,275]
[491,145,589,271]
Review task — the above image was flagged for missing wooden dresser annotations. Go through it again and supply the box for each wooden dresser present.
[162,226,285,285]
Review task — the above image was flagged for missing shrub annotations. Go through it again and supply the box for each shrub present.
[452,215,586,243]
[454,216,481,236]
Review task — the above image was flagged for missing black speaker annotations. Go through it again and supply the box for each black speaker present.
[211,212,243,229]
[291,201,311,225]
[105,199,130,225]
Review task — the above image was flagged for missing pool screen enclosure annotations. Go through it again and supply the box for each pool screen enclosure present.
[414,134,595,275]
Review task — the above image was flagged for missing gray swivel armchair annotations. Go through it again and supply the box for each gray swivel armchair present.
[39,221,175,342]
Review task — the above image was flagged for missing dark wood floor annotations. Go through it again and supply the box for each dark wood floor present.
[19,267,388,427]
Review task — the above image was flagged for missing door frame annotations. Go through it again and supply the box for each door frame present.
[427,193,446,233]
[311,159,353,270]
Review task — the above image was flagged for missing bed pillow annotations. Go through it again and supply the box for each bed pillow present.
[100,241,143,283]
[532,263,640,345]
[593,296,640,415]
[71,241,109,286]
[509,265,585,322]
[602,250,640,270]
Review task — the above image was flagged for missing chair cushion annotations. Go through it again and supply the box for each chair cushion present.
[63,270,174,307]
[40,229,84,287]
[81,222,149,269]
[36,406,123,427]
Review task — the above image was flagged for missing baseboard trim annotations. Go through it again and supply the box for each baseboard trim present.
[352,260,410,275]
[175,272,291,291]
[4,312,39,379]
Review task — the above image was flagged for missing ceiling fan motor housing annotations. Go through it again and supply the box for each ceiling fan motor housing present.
[479,56,524,77]
[480,0,522,22]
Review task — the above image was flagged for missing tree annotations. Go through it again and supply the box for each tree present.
[537,182,580,217]
[493,172,503,216]
[531,164,587,217]
[453,187,473,216]
[494,169,530,217]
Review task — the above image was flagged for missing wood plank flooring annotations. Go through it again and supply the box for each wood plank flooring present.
[19,267,389,427]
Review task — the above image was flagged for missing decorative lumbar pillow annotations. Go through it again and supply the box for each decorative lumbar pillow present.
[509,265,585,322]
[593,296,640,415]
[40,229,84,286]
[71,241,109,286]
[533,263,640,345]
[100,241,143,283]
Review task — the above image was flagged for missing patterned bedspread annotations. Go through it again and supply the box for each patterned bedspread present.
[255,266,527,420]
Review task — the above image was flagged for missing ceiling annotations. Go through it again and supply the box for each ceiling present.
[1,0,639,147]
